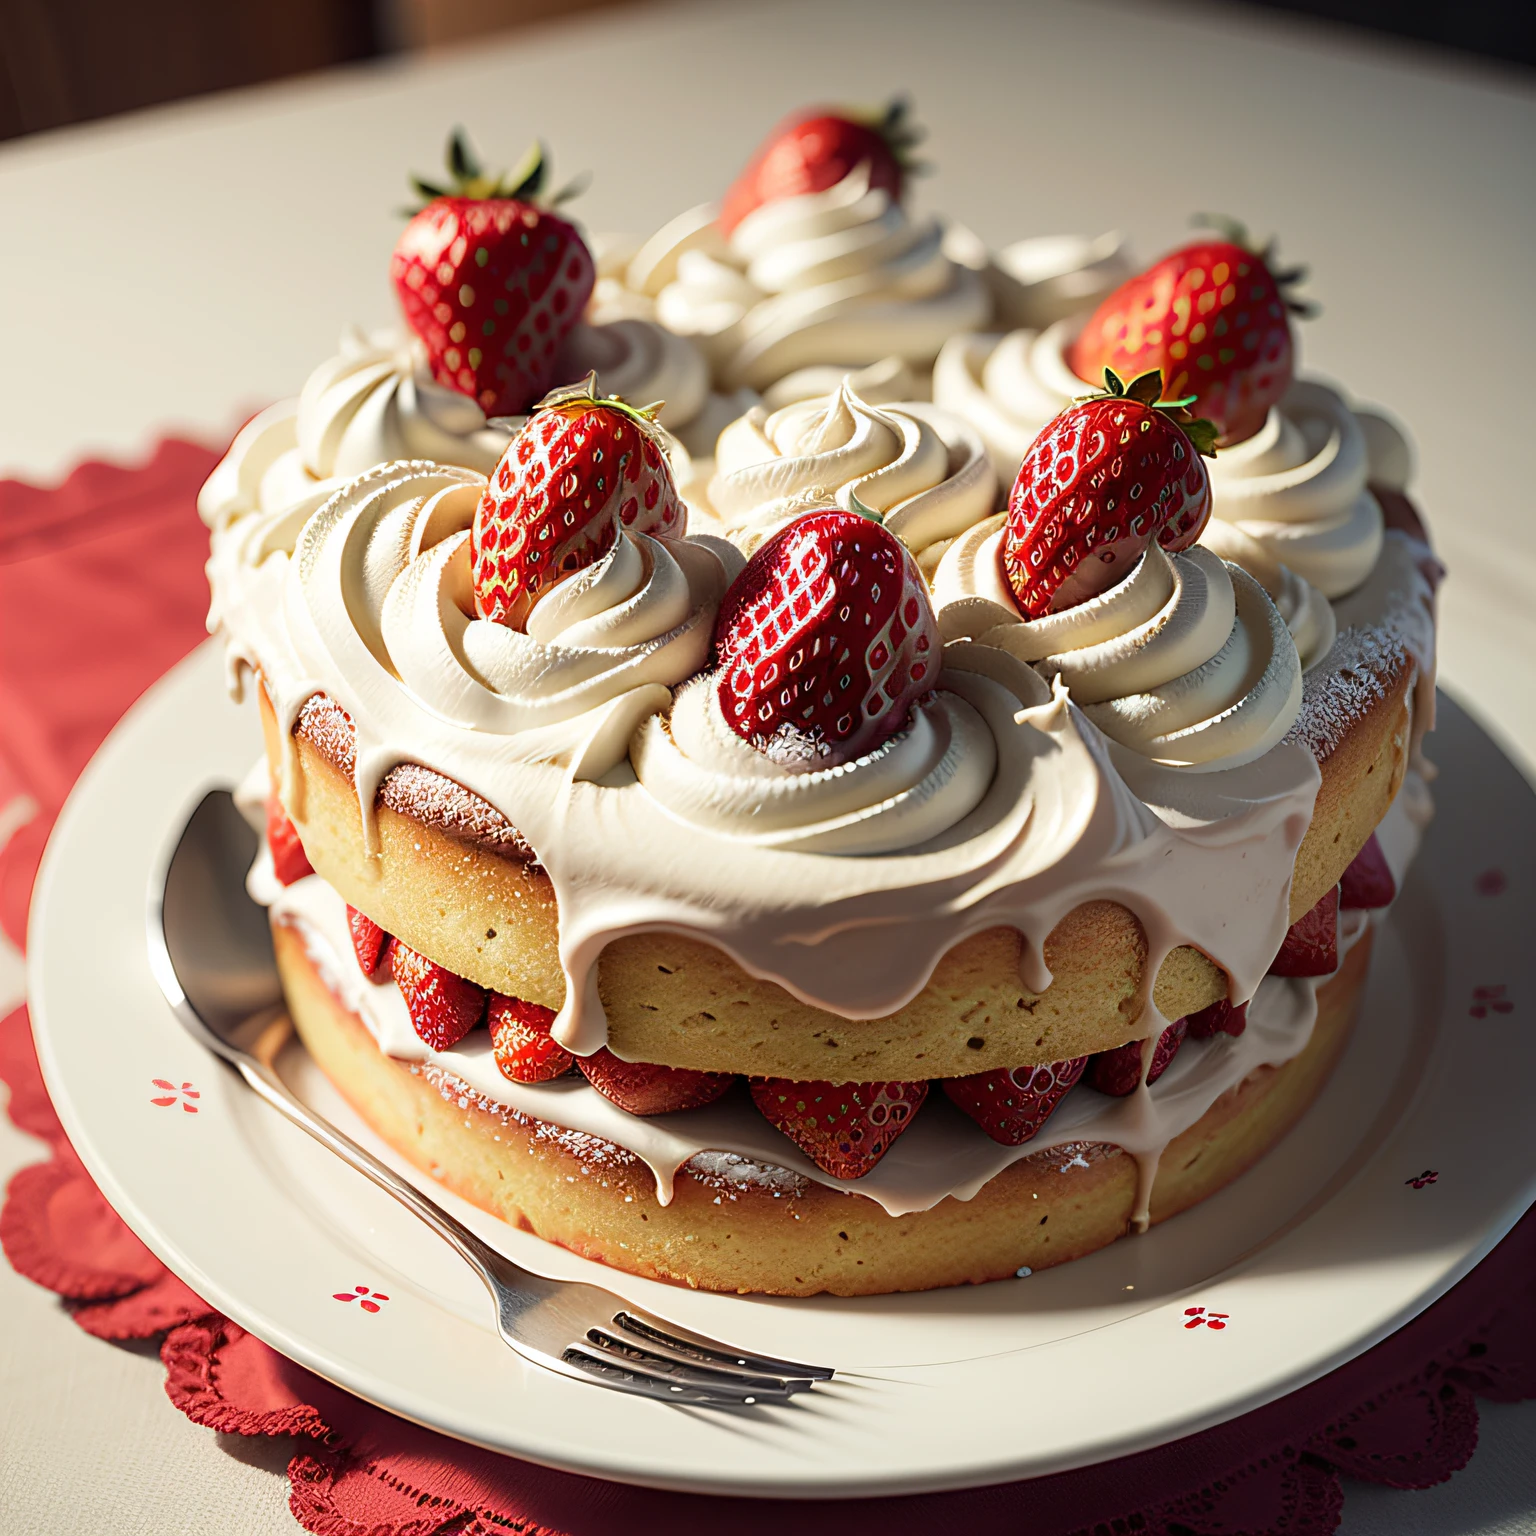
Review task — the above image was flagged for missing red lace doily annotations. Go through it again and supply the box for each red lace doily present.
[2,442,1534,1536]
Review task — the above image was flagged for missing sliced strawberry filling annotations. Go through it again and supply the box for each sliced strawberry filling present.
[327,897,1337,1178]
[1270,886,1340,977]
[346,905,389,978]
[942,1057,1087,1146]
[577,1050,734,1116]
[750,1077,929,1180]
[1088,1018,1189,1097]
[388,940,486,1051]
[488,995,573,1084]
[266,796,313,887]
[1339,833,1396,910]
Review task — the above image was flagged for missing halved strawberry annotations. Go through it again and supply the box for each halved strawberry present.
[1001,369,1216,618]
[1186,997,1248,1039]
[1340,833,1396,910]
[749,1077,928,1179]
[713,509,939,768]
[266,796,313,887]
[391,131,594,417]
[471,376,685,630]
[942,1056,1087,1146]
[719,98,922,236]
[389,941,486,1051]
[346,905,389,979]
[577,1050,734,1116]
[1269,886,1339,977]
[488,995,573,1084]
[1088,1019,1189,1097]
[1067,218,1313,444]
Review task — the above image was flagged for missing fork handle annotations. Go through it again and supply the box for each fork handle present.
[231,1049,559,1308]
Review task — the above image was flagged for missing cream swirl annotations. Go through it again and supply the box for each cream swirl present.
[633,664,1003,855]
[931,315,1090,481]
[626,168,990,393]
[1197,519,1336,671]
[288,461,730,782]
[934,521,1302,769]
[197,323,711,531]
[942,229,1133,335]
[1205,381,1389,599]
[706,383,997,567]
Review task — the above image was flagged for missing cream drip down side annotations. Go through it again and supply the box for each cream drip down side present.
[247,765,1426,1223]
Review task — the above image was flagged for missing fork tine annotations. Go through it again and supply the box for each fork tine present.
[613,1310,835,1382]
[558,1345,782,1406]
[585,1326,803,1395]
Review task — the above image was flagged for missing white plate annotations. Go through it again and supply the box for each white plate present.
[28,642,1536,1498]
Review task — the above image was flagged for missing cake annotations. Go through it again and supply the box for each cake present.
[200,106,1440,1296]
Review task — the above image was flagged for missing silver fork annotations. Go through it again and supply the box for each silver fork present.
[147,789,832,1406]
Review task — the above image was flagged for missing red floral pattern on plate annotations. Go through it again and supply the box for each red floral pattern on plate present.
[150,1078,200,1111]
[1469,984,1514,1018]
[333,1285,390,1313]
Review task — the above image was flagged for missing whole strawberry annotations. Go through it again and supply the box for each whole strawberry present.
[488,995,573,1084]
[391,129,594,417]
[471,375,686,629]
[942,1055,1088,1146]
[750,1077,928,1180]
[1067,218,1312,445]
[714,510,939,768]
[1001,369,1217,618]
[719,97,923,236]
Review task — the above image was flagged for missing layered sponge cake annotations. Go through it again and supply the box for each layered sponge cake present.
[201,107,1438,1295]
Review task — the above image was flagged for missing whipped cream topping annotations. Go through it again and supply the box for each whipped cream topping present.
[252,769,1423,1222]
[934,525,1302,770]
[943,228,1134,335]
[610,168,991,395]
[1205,380,1396,600]
[208,430,1325,1191]
[197,323,712,533]
[1198,518,1336,671]
[931,315,1092,480]
[632,670,997,855]
[218,459,729,802]
[706,383,997,566]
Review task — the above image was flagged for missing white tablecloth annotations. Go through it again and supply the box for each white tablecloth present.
[2,0,1534,1528]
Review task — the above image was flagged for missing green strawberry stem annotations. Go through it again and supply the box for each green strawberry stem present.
[533,371,672,445]
[1190,212,1318,319]
[1087,368,1219,458]
[405,128,587,215]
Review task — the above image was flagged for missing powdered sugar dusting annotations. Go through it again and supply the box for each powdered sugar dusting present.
[1285,624,1409,761]
[686,1150,812,1199]
[296,690,539,863]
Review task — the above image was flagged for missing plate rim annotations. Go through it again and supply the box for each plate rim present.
[25,641,1536,1498]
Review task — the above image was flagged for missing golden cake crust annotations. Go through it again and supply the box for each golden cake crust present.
[260,659,1407,1080]
[274,918,1373,1297]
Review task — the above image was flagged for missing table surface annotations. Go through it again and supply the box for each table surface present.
[1,0,1534,1529]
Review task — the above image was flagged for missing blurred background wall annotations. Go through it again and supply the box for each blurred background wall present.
[0,0,1531,142]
